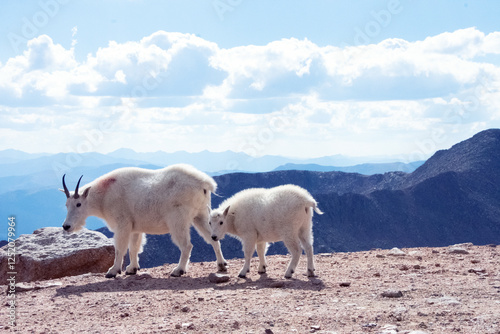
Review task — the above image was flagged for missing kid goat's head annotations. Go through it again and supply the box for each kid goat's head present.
[60,174,91,233]
[209,206,231,241]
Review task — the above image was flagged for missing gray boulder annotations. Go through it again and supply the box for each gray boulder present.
[0,227,114,283]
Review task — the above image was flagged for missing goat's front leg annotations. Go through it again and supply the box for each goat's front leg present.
[106,231,129,278]
[238,239,256,278]
[193,214,227,272]
[170,226,192,277]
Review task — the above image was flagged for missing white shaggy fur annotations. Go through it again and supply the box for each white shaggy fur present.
[209,184,323,279]
[61,164,227,278]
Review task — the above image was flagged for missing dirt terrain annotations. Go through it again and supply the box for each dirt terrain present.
[2,243,499,333]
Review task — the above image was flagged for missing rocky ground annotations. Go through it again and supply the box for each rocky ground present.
[2,243,499,334]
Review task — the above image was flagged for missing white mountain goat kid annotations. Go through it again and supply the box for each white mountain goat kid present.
[61,164,227,278]
[209,184,323,279]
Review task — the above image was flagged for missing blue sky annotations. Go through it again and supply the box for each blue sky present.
[1,0,500,160]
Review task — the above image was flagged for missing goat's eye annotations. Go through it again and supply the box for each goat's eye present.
[76,203,81,207]
[219,221,223,225]
[208,221,211,225]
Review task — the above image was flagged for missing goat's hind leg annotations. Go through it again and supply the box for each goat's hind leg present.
[256,242,268,274]
[283,237,302,279]
[299,226,315,277]
[126,232,144,275]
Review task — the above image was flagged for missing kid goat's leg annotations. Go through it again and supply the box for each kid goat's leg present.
[256,242,268,274]
[239,238,257,278]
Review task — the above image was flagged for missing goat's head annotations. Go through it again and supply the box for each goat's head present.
[60,174,91,233]
[209,206,231,241]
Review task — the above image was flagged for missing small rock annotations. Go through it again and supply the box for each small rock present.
[391,307,407,321]
[310,324,321,331]
[451,242,473,248]
[311,279,323,286]
[381,290,403,298]
[133,273,152,280]
[181,306,190,313]
[408,250,424,257]
[208,273,230,284]
[448,247,469,255]
[376,254,386,258]
[339,282,351,287]
[399,265,410,271]
[39,281,63,289]
[388,248,406,256]
[270,281,285,288]
[426,296,461,305]
[379,324,398,333]
[232,321,240,329]
[14,283,36,293]
[265,329,274,334]
[182,322,195,330]
[468,268,486,274]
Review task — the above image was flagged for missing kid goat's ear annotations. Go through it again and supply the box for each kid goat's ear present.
[223,206,230,217]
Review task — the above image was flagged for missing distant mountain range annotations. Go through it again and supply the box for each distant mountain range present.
[97,129,500,268]
[274,161,424,174]
[0,149,422,195]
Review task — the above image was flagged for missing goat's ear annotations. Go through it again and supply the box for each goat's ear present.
[82,187,91,199]
[59,188,69,195]
[207,205,212,214]
[223,206,230,217]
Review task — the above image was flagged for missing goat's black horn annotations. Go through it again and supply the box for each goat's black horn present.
[62,174,71,198]
[74,175,83,198]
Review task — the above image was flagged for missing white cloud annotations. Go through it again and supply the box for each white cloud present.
[1,28,500,157]
[71,26,78,47]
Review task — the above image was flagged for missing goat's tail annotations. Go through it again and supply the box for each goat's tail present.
[307,200,324,215]
[312,202,324,215]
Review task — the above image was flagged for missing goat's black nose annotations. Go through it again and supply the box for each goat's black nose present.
[63,225,70,231]
[211,236,217,241]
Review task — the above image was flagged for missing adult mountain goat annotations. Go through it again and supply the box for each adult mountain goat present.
[209,184,323,279]
[61,164,227,278]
